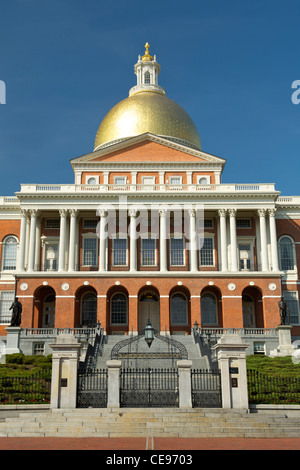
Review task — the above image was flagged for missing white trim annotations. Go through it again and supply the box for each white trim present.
[262,295,282,299]
[56,295,75,298]
[222,295,242,298]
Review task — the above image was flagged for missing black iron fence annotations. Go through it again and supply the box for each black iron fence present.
[247,369,300,405]
[0,370,51,405]
[77,368,107,408]
[191,369,222,408]
[120,367,179,408]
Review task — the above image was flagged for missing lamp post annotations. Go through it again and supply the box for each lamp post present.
[144,319,155,348]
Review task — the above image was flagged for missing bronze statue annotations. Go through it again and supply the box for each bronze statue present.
[278,296,289,325]
[9,297,22,327]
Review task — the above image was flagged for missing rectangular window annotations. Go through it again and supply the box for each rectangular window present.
[114,176,126,185]
[83,219,98,229]
[0,291,14,324]
[45,219,60,229]
[83,238,97,266]
[169,176,182,185]
[33,343,45,355]
[200,238,214,266]
[170,238,185,266]
[199,219,213,229]
[284,291,300,325]
[3,240,17,271]
[113,238,127,266]
[236,219,251,228]
[141,238,156,266]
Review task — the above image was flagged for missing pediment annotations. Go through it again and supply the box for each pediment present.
[70,133,226,168]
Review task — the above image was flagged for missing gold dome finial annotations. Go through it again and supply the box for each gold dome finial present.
[142,42,153,61]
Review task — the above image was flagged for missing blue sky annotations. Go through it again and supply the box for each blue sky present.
[0,0,299,196]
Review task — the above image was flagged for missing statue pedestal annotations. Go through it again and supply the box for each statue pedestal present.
[270,325,295,357]
[5,327,22,354]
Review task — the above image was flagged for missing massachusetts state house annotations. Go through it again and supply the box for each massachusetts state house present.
[1,44,299,350]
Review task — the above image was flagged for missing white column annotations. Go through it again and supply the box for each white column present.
[159,209,168,272]
[229,209,238,272]
[218,209,228,271]
[268,208,279,272]
[129,208,137,272]
[98,209,107,272]
[27,209,38,272]
[17,210,27,271]
[258,209,268,271]
[34,215,41,271]
[68,209,78,272]
[189,209,198,272]
[58,209,68,272]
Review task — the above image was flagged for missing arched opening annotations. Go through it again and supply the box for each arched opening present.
[169,286,191,334]
[201,293,218,326]
[107,286,129,335]
[138,287,160,334]
[242,286,263,328]
[278,235,296,271]
[200,286,222,327]
[81,291,97,327]
[33,286,56,328]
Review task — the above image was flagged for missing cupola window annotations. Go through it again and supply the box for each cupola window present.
[144,71,150,84]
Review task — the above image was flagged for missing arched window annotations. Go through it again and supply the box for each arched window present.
[2,236,18,271]
[201,292,218,325]
[279,236,296,271]
[111,293,128,324]
[81,292,97,326]
[144,71,150,84]
[170,293,188,325]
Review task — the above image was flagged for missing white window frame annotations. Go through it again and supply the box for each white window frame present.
[283,290,300,325]
[199,233,215,267]
[0,291,14,324]
[278,235,297,273]
[170,236,186,267]
[112,235,128,267]
[82,233,98,267]
[1,235,18,272]
[141,237,157,267]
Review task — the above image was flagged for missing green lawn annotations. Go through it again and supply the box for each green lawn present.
[246,355,300,378]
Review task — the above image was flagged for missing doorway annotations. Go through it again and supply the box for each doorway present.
[43,294,56,327]
[242,294,256,327]
[138,291,160,333]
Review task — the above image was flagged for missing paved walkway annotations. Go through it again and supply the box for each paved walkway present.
[0,437,300,450]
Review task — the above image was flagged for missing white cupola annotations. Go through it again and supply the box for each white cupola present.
[129,42,166,97]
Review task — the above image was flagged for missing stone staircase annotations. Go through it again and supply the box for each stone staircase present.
[95,334,210,369]
[1,408,300,438]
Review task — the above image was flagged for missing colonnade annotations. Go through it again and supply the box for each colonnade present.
[16,206,279,273]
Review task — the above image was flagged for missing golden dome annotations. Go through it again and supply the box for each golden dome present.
[94,91,201,150]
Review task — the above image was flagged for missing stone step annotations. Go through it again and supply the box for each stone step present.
[2,407,300,438]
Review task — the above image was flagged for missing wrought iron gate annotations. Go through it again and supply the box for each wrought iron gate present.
[120,368,179,408]
[77,368,107,408]
[191,369,222,408]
